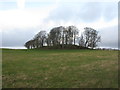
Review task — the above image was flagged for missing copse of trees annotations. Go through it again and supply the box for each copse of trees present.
[25,26,101,49]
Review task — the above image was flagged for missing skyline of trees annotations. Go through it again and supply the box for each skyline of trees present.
[25,26,101,49]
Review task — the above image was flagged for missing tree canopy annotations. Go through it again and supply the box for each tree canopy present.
[25,26,101,49]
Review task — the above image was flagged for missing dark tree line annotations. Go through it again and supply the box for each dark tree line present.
[25,26,101,49]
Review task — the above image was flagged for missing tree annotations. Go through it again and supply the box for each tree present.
[84,27,91,47]
[34,31,47,48]
[83,27,101,49]
[49,27,57,46]
[65,26,79,45]
[24,40,30,49]
[79,34,85,47]
[66,26,73,45]
[68,26,79,45]
[88,30,101,48]
[24,39,35,49]
[49,26,63,46]
[46,34,52,46]
[64,27,68,45]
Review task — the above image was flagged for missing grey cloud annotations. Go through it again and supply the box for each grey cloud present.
[77,2,102,22]
[45,2,117,23]
[45,3,78,22]
[102,2,118,21]
[2,28,38,47]
[98,26,118,48]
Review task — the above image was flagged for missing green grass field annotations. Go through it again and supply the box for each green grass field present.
[2,49,118,88]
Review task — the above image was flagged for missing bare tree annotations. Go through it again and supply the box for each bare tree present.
[46,34,52,46]
[24,39,35,49]
[67,26,74,45]
[68,26,79,45]
[79,34,85,47]
[88,30,101,49]
[49,26,63,46]
[25,40,30,49]
[83,27,101,49]
[84,27,91,47]
[34,31,47,48]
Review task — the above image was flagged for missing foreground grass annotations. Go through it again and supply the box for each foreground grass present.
[2,49,118,88]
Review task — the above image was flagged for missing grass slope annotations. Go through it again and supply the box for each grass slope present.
[2,49,118,88]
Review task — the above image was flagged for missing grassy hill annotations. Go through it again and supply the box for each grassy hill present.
[2,49,118,88]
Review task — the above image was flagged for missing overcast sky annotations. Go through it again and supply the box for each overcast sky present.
[0,0,118,49]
